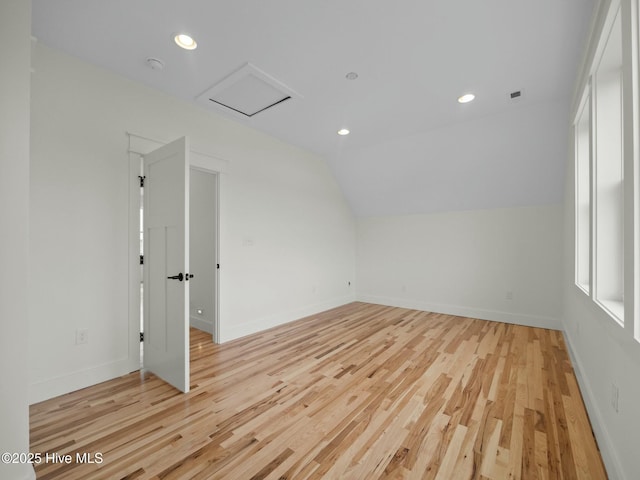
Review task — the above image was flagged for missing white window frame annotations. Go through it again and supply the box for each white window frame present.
[594,4,625,325]
[575,2,627,327]
[574,88,592,296]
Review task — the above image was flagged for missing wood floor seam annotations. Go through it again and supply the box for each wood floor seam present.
[30,302,607,479]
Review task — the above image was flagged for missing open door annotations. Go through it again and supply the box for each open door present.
[143,137,190,392]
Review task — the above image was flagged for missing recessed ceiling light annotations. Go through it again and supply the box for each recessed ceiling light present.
[174,33,197,50]
[345,72,359,80]
[337,128,350,136]
[457,93,475,104]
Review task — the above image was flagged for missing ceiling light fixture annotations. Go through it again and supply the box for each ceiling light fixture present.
[337,128,350,136]
[174,33,197,50]
[457,93,475,104]
[345,72,359,80]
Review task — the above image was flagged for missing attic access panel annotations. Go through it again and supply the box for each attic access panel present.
[196,63,302,118]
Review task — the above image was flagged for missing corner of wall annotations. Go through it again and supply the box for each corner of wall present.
[29,358,134,405]
[190,316,214,334]
[220,294,356,342]
[357,294,561,330]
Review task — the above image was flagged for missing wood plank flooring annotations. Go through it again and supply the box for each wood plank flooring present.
[30,302,607,479]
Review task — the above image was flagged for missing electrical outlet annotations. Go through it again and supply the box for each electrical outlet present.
[611,383,619,413]
[76,329,89,345]
[505,291,513,301]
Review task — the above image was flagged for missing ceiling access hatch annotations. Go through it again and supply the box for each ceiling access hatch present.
[196,63,302,118]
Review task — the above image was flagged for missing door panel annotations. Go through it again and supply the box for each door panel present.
[143,137,189,392]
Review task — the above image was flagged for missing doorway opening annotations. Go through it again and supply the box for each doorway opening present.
[129,132,225,391]
[188,167,219,340]
[137,158,219,379]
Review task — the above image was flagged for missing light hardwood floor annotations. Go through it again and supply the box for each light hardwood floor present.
[30,302,607,479]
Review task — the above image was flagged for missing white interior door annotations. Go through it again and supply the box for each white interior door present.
[143,137,190,392]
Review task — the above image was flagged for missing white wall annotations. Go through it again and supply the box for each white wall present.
[562,291,640,480]
[189,169,217,334]
[29,43,356,403]
[561,1,640,478]
[329,101,570,217]
[356,205,563,329]
[0,1,36,479]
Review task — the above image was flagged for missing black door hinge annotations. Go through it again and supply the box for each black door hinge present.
[140,255,144,265]
[140,332,144,342]
[217,263,220,269]
[138,175,145,187]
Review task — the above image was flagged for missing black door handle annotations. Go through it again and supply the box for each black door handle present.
[167,273,184,281]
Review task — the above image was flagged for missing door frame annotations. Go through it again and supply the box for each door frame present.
[127,131,226,374]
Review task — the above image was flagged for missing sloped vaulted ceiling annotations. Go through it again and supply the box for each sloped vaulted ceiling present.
[32,0,596,216]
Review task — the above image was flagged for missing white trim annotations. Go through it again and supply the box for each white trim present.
[595,298,625,325]
[635,0,640,344]
[593,3,623,75]
[574,88,592,294]
[190,316,214,334]
[624,0,640,344]
[127,131,229,173]
[29,357,133,404]
[571,0,613,117]
[356,295,561,330]
[562,331,626,480]
[573,82,592,125]
[590,2,625,327]
[127,150,142,373]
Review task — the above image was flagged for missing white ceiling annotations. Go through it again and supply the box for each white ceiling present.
[31,0,595,216]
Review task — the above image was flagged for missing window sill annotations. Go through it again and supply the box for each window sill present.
[595,298,624,326]
[576,282,590,295]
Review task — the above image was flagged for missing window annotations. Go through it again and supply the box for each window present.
[575,92,591,294]
[593,7,624,324]
[574,4,626,326]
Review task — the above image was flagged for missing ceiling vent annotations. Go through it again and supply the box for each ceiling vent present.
[196,63,302,118]
[509,89,524,102]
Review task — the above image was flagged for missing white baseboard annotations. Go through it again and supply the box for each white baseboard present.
[356,294,561,330]
[562,330,625,480]
[29,357,134,405]
[220,295,356,342]
[190,316,213,334]
[28,296,356,402]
